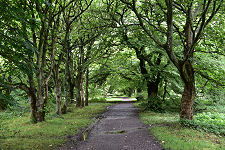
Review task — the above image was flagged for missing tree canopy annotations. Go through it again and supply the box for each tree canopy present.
[0,0,224,123]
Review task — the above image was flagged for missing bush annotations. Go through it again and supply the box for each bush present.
[0,94,16,110]
[135,94,144,101]
[139,96,164,112]
[89,97,106,103]
[182,112,225,135]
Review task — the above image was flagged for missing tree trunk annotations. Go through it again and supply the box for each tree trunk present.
[148,82,159,98]
[61,77,71,114]
[62,40,71,114]
[180,85,195,120]
[36,72,45,122]
[179,61,195,120]
[61,67,70,114]
[85,67,89,106]
[28,91,38,123]
[146,73,160,98]
[76,85,81,108]
[76,65,83,107]
[80,73,85,107]
[146,81,152,98]
[135,48,160,98]
[53,62,63,115]
[69,83,75,103]
[54,80,62,115]
[27,63,38,123]
[36,59,45,122]
[61,92,70,114]
[36,24,49,122]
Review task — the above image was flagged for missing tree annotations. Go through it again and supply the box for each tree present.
[120,0,224,119]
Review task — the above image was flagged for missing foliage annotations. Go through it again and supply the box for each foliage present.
[182,112,225,135]
[138,97,164,112]
[0,94,15,110]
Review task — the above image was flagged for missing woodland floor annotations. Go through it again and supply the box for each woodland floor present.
[60,101,163,150]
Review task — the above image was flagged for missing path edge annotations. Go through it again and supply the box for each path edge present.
[57,104,113,150]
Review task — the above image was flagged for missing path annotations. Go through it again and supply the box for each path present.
[74,102,163,150]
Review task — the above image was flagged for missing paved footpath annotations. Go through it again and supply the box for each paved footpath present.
[75,103,163,150]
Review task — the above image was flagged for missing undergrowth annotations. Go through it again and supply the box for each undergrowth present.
[182,112,225,135]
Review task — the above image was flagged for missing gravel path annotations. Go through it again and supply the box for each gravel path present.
[73,103,163,150]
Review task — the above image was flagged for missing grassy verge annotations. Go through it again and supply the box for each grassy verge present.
[0,103,111,150]
[135,103,225,150]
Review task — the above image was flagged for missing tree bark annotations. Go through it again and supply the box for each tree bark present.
[61,73,70,114]
[85,67,89,106]
[28,90,38,123]
[179,61,195,120]
[54,63,62,115]
[27,73,37,123]
[75,70,82,108]
[61,90,70,114]
[54,80,62,115]
[180,84,195,120]
[147,81,160,98]
[53,51,63,115]
[36,61,46,121]
[69,83,75,103]
[80,73,85,107]
[61,29,71,114]
[76,85,82,108]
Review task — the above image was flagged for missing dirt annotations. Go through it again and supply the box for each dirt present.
[60,103,163,150]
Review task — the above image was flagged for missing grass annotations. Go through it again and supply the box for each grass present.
[152,126,225,150]
[0,103,111,150]
[135,103,225,150]
[139,111,179,125]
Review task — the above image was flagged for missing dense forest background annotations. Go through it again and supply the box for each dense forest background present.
[0,0,224,130]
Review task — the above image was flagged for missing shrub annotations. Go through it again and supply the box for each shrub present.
[0,94,16,110]
[135,94,144,101]
[182,112,225,135]
[140,96,164,112]
[89,97,106,103]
